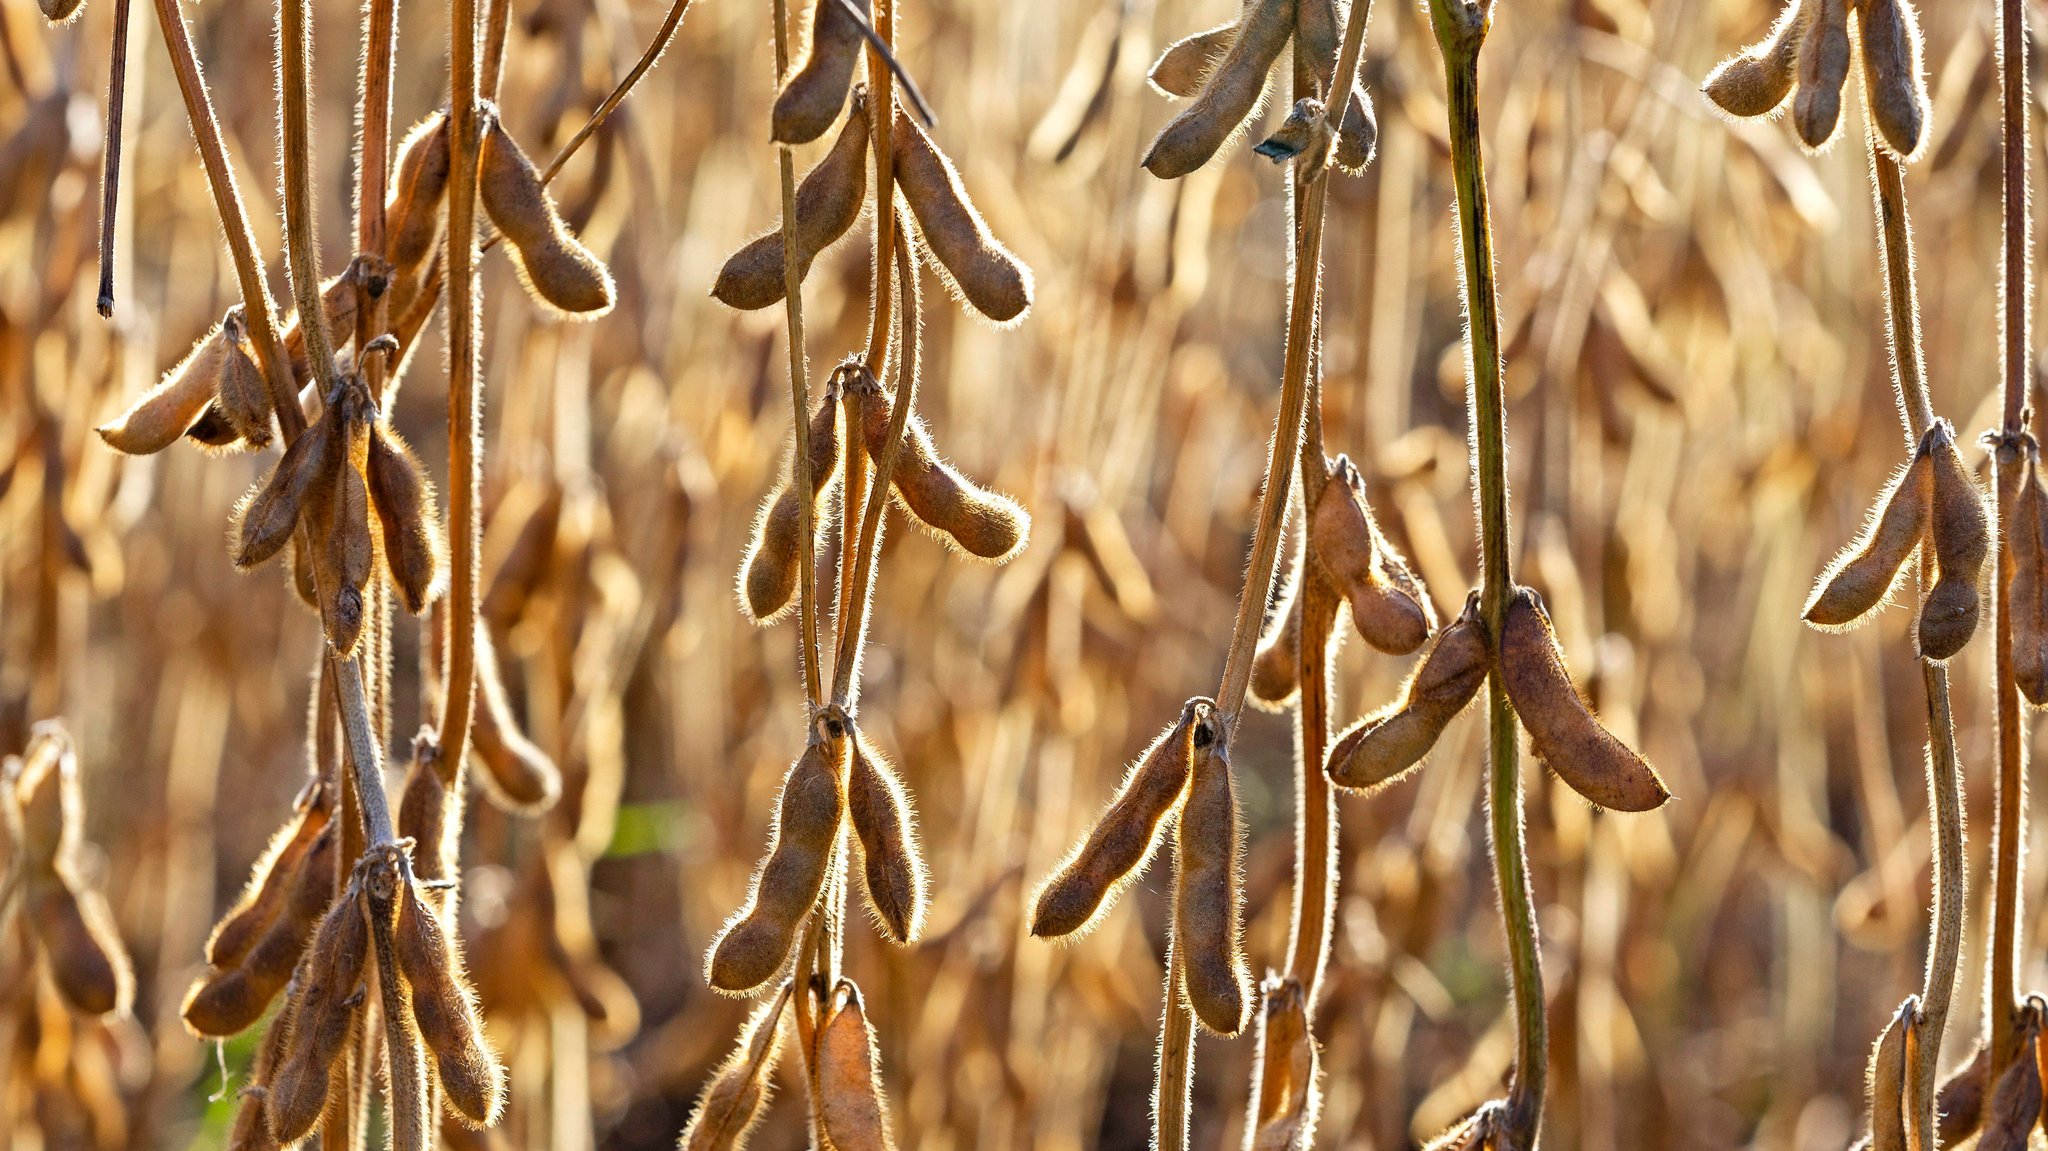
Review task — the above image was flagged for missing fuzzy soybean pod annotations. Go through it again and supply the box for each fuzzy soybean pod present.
[204,787,330,970]
[1327,593,1490,792]
[398,738,459,887]
[471,624,563,813]
[861,391,1029,562]
[24,874,130,1017]
[817,980,899,1151]
[771,0,868,145]
[713,102,870,310]
[1310,455,1432,654]
[1919,421,1990,660]
[705,712,850,995]
[848,727,927,945]
[1293,0,1376,172]
[1031,701,1203,938]
[1864,998,1912,1151]
[1976,1009,2043,1150]
[1803,447,1931,629]
[1249,557,1304,709]
[1858,0,1928,160]
[2013,459,2048,703]
[1142,0,1295,179]
[233,404,342,569]
[741,393,843,622]
[1791,0,1851,149]
[215,314,275,447]
[184,822,339,1037]
[1936,1043,1991,1146]
[281,274,360,383]
[367,424,445,614]
[679,984,789,1151]
[395,876,506,1127]
[265,885,370,1145]
[1247,977,1320,1151]
[39,0,83,21]
[318,457,375,657]
[1500,587,1672,812]
[10,729,76,875]
[97,325,231,454]
[479,111,616,317]
[388,112,452,268]
[1150,22,1237,99]
[1701,0,1808,118]
[894,110,1035,324]
[1175,716,1250,1036]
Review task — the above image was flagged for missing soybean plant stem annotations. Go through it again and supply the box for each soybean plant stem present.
[1428,2,1543,1144]
[441,0,485,779]
[771,0,824,707]
[96,0,132,318]
[863,0,898,375]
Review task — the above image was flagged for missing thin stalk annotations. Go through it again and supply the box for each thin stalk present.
[772,0,824,706]
[862,0,896,373]
[541,0,697,182]
[441,0,485,777]
[1867,145,1968,1143]
[1428,1,1542,1143]
[96,0,133,318]
[1155,939,1196,1151]
[356,0,398,404]
[482,0,511,100]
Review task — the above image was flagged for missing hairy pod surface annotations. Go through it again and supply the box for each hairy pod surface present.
[266,884,370,1144]
[1920,421,1989,660]
[1858,0,1928,159]
[714,101,870,310]
[1310,456,1431,654]
[1936,1042,1990,1146]
[1143,0,1296,178]
[848,728,927,944]
[771,0,868,145]
[705,711,849,994]
[205,787,330,970]
[1865,999,1912,1151]
[388,112,452,267]
[1500,587,1671,812]
[1150,23,1236,98]
[1976,1011,2043,1150]
[479,111,616,317]
[741,391,843,622]
[817,980,899,1151]
[10,727,77,874]
[233,404,341,569]
[1031,700,1203,938]
[1803,448,1930,629]
[367,424,446,614]
[1327,593,1490,792]
[1174,712,1249,1036]
[860,389,1029,561]
[1791,0,1851,149]
[398,736,459,886]
[1247,977,1320,1151]
[97,326,230,454]
[472,624,564,812]
[1294,0,1376,171]
[184,823,338,1037]
[318,457,375,656]
[1701,0,1807,117]
[894,110,1035,324]
[678,984,788,1151]
[25,874,130,1017]
[1249,555,1304,709]
[2014,457,2048,702]
[395,876,505,1126]
[215,315,276,447]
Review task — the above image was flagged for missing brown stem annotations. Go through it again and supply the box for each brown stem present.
[541,0,697,182]
[862,0,897,373]
[481,0,511,101]
[96,0,133,318]
[440,0,485,779]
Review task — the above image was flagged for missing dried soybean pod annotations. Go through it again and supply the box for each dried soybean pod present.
[1031,701,1203,938]
[1791,0,1851,149]
[2014,458,2048,703]
[1803,448,1931,629]
[471,624,563,812]
[233,406,341,568]
[741,390,843,622]
[24,875,130,1017]
[1327,594,1490,791]
[97,326,231,454]
[894,110,1035,324]
[817,980,898,1151]
[1938,1042,1991,1145]
[1500,587,1671,812]
[713,101,870,310]
[1150,22,1237,99]
[1859,0,1928,160]
[847,727,927,945]
[215,314,275,447]
[1250,556,1304,709]
[1247,978,1320,1151]
[705,710,849,995]
[770,0,867,145]
[1142,0,1295,180]
[185,405,244,450]
[388,112,452,267]
[285,532,319,610]
[367,424,445,614]
[479,111,616,317]
[398,735,459,886]
[1310,456,1431,654]
[281,274,361,383]
[1865,999,1912,1151]
[319,459,375,656]
[1701,0,1807,118]
[184,823,339,1037]
[679,984,789,1151]
[394,877,505,1126]
[40,0,84,21]
[266,884,370,1144]
[205,787,330,968]
[1920,422,1990,661]
[1175,714,1250,1036]
[1294,0,1377,172]
[861,392,1029,562]
[1977,1009,2043,1151]
[10,728,75,874]
[483,479,563,628]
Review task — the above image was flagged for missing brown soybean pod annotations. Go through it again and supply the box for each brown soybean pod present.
[1327,594,1490,792]
[1976,1011,2042,1150]
[847,728,927,945]
[479,112,617,317]
[2014,460,2048,703]
[1866,1000,1911,1151]
[206,789,330,969]
[471,623,563,812]
[1248,978,1319,1151]
[770,0,868,146]
[1174,717,1250,1036]
[265,887,370,1145]
[319,459,375,657]
[1293,0,1376,172]
[215,315,276,447]
[1499,587,1672,812]
[705,715,848,994]
[1142,0,1296,180]
[366,424,445,614]
[1920,422,1990,661]
[894,110,1035,324]
[1150,22,1237,99]
[398,737,459,886]
[1858,0,1928,160]
[1791,0,1851,149]
[861,392,1029,562]
[1803,449,1931,629]
[741,393,843,622]
[678,984,788,1151]
[97,327,230,455]
[1249,555,1304,709]
[387,112,452,268]
[817,980,898,1151]
[1310,456,1430,654]
[713,102,870,310]
[1937,1042,1991,1145]
[24,875,129,1017]
[184,823,339,1037]
[1031,702,1201,938]
[233,406,341,569]
[394,878,505,1126]
[1701,0,1808,118]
